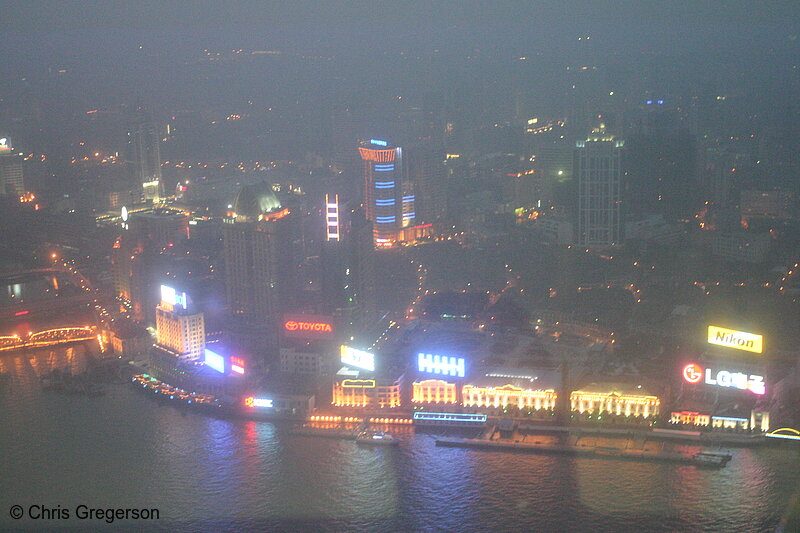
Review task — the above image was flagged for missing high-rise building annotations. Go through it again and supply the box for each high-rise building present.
[0,137,24,197]
[405,144,446,224]
[321,195,376,336]
[127,107,164,202]
[155,284,205,360]
[111,207,190,324]
[359,140,410,247]
[223,182,294,324]
[576,126,624,247]
[358,139,444,247]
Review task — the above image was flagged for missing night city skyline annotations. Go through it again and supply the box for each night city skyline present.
[1,2,799,531]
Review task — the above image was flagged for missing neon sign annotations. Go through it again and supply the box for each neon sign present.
[683,363,765,395]
[325,193,339,242]
[342,379,376,388]
[244,397,273,408]
[231,357,245,375]
[160,285,187,310]
[370,139,388,146]
[418,353,465,378]
[341,345,375,371]
[284,320,333,333]
[204,348,225,373]
[707,326,763,354]
[683,363,703,383]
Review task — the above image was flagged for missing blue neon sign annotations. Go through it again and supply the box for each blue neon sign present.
[370,139,388,146]
[204,348,225,373]
[418,353,465,377]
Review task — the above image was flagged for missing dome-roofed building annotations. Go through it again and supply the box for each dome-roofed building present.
[223,181,295,356]
[230,182,283,221]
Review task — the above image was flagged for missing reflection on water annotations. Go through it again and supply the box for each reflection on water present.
[0,348,798,532]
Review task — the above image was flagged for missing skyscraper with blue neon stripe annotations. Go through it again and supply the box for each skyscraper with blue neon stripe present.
[359,139,416,247]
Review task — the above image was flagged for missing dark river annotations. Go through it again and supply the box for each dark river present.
[1,346,798,532]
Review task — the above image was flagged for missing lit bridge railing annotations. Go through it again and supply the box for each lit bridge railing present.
[0,327,97,352]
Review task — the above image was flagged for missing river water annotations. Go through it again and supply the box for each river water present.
[1,346,798,532]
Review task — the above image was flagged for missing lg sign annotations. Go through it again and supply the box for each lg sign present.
[683,363,703,383]
[683,363,765,395]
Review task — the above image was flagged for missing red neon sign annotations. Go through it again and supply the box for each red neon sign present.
[231,357,245,375]
[683,363,703,384]
[284,320,333,333]
[15,310,30,316]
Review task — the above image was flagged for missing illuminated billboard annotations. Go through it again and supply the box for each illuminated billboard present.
[244,397,273,408]
[230,357,245,375]
[417,353,465,378]
[204,348,225,373]
[340,345,375,372]
[325,194,340,242]
[682,363,765,395]
[160,285,187,311]
[283,314,335,338]
[707,326,762,354]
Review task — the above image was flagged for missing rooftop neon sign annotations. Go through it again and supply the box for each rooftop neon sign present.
[244,397,273,408]
[160,285,187,310]
[341,345,375,372]
[683,363,765,395]
[370,139,388,146]
[707,326,763,354]
[418,353,465,378]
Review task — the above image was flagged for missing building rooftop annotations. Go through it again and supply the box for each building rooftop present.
[232,181,282,219]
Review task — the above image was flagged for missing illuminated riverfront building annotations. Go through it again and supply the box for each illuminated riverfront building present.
[332,367,402,408]
[0,136,24,197]
[576,125,624,247]
[460,371,559,411]
[412,379,458,404]
[155,285,205,360]
[463,383,557,411]
[570,383,660,418]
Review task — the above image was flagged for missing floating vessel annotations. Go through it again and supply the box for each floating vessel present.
[356,430,400,445]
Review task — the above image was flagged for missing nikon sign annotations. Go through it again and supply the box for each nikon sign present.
[707,326,763,354]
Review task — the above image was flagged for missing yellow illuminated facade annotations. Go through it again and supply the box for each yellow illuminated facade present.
[462,384,557,410]
[155,304,205,360]
[332,379,401,408]
[570,385,660,418]
[671,411,710,426]
[412,379,458,404]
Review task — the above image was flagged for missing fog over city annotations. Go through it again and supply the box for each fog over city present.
[0,2,799,531]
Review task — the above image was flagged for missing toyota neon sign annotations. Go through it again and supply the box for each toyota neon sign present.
[284,321,333,332]
[283,314,335,338]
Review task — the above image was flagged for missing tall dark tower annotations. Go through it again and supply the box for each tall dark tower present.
[576,125,624,248]
[223,183,296,358]
[128,106,164,202]
[321,194,376,337]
